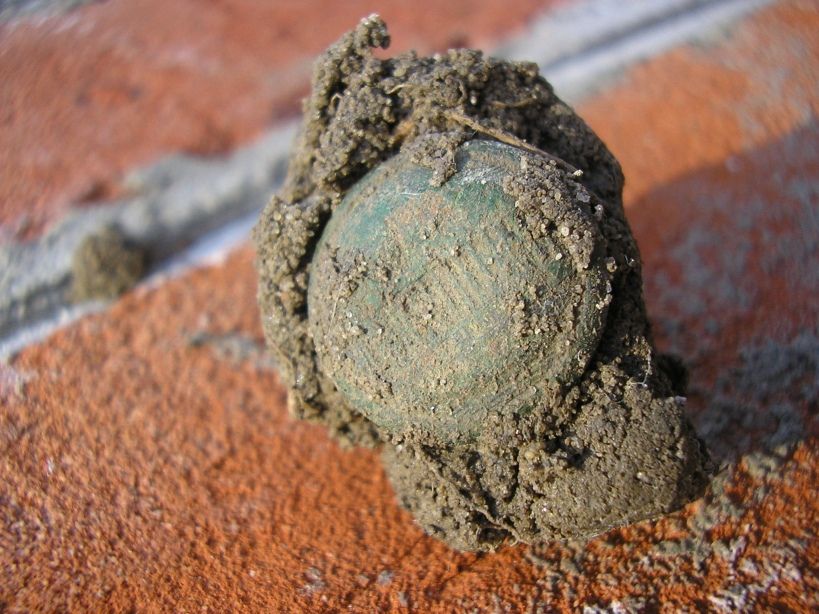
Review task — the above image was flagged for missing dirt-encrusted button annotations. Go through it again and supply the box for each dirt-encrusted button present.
[308,139,610,443]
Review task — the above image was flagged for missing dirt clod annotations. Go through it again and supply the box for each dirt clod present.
[70,226,147,302]
[254,15,712,551]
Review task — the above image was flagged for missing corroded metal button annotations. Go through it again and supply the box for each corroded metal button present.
[308,139,610,443]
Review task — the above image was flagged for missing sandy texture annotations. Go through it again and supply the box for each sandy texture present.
[254,16,623,444]
[70,226,147,302]
[255,16,711,551]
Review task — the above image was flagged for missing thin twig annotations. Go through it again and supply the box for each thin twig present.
[489,97,540,109]
[443,110,582,176]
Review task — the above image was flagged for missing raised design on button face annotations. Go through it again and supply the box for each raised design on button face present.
[308,140,610,443]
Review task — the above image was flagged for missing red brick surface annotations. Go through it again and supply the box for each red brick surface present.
[580,0,819,380]
[582,0,819,206]
[0,0,561,240]
[2,1,818,612]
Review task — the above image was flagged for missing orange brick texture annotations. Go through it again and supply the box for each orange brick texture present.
[0,0,561,240]
[1,1,817,612]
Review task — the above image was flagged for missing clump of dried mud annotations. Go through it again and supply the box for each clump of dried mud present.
[254,15,712,551]
[71,226,147,302]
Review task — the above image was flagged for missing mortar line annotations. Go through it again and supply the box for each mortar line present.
[0,0,771,359]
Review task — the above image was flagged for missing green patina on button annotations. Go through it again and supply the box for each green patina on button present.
[308,139,610,443]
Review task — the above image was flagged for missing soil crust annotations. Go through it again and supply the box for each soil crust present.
[71,226,147,302]
[254,15,712,551]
